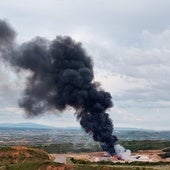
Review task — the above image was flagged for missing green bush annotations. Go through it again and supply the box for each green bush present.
[68,157,170,166]
[159,152,170,158]
[162,147,170,152]
[0,147,15,152]
[35,140,170,154]
[119,140,170,152]
[27,149,49,160]
[6,161,63,170]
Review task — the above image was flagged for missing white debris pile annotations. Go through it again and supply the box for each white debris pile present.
[114,144,152,162]
[114,144,132,161]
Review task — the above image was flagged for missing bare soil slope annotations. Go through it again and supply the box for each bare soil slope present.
[0,146,49,164]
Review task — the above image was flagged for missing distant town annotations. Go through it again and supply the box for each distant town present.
[0,123,170,147]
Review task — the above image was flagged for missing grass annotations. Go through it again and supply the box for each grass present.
[1,140,170,170]
[35,140,170,154]
[68,157,170,166]
[162,147,170,152]
[36,142,101,153]
[119,140,170,152]
[159,147,170,158]
[0,146,50,165]
[4,161,64,170]
[1,162,160,170]
[72,165,155,170]
[66,158,170,170]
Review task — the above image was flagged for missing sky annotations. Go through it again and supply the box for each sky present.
[0,0,170,130]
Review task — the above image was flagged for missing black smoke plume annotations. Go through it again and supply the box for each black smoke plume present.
[0,19,118,155]
[0,20,15,52]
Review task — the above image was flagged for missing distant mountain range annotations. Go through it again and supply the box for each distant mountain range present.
[0,122,153,131]
[0,123,54,129]
[114,127,153,131]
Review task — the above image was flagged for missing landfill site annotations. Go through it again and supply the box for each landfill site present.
[52,149,170,164]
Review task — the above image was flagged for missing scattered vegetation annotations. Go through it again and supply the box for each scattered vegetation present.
[0,146,49,165]
[162,147,170,152]
[72,165,155,170]
[1,163,158,170]
[159,147,170,159]
[1,140,170,170]
[35,142,101,153]
[5,161,65,170]
[35,140,170,154]
[0,146,68,170]
[68,157,170,166]
[119,140,170,152]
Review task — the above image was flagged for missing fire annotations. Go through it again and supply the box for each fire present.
[114,144,132,161]
[113,144,152,162]
[112,155,121,161]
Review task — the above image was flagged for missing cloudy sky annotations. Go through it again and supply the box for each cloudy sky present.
[0,0,170,130]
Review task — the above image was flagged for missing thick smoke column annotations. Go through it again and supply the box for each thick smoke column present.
[0,20,15,52]
[0,20,118,155]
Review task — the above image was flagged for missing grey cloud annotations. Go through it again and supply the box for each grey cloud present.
[0,0,170,129]
[0,61,24,107]
[1,0,170,43]
[115,87,170,102]
[84,28,170,108]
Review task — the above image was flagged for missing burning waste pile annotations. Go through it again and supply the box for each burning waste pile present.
[90,144,151,162]
[114,144,132,161]
[114,144,151,161]
[0,19,145,161]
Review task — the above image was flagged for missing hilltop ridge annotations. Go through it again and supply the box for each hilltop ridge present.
[0,123,54,129]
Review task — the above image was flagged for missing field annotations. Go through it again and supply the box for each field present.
[0,127,170,169]
[0,141,170,170]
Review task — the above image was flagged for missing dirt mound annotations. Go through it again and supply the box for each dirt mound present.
[137,149,163,161]
[0,146,49,164]
[41,164,74,170]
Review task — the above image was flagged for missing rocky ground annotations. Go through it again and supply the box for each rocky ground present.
[51,149,170,163]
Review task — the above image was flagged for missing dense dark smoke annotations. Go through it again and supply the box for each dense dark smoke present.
[0,20,16,51]
[0,19,118,155]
